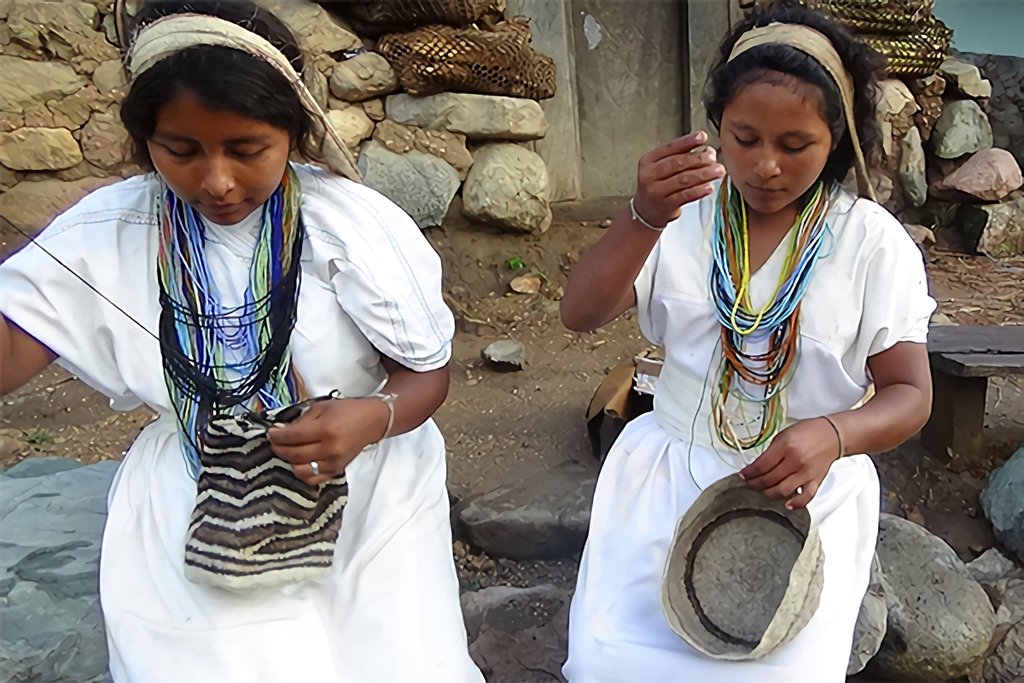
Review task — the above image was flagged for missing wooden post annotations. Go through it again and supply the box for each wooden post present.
[921,369,988,467]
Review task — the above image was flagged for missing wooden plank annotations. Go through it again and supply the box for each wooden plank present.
[928,325,1024,355]
[932,353,1024,378]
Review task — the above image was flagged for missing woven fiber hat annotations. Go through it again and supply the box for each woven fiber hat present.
[661,474,825,659]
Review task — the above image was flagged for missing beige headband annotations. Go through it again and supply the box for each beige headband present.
[123,12,363,184]
[729,23,876,201]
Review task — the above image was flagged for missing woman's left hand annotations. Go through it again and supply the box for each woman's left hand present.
[267,397,387,486]
[739,417,842,509]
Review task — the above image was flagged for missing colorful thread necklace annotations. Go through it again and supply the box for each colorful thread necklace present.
[157,165,304,478]
[708,180,833,453]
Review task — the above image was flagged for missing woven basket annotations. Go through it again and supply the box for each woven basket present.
[864,17,953,76]
[808,0,934,34]
[376,18,556,99]
[341,0,506,35]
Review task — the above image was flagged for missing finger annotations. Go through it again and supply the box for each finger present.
[267,408,326,447]
[663,181,718,207]
[739,443,785,483]
[785,479,820,510]
[646,148,720,182]
[645,131,709,163]
[649,164,726,200]
[270,441,326,465]
[763,473,806,502]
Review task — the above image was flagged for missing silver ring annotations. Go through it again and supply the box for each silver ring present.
[310,461,320,477]
[795,485,804,496]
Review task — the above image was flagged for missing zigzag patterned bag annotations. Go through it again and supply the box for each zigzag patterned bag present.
[184,395,348,593]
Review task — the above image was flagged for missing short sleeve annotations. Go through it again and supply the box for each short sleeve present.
[0,217,136,406]
[634,238,664,347]
[858,210,937,357]
[305,176,455,371]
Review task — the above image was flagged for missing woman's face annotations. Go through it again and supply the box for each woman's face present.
[719,74,835,218]
[147,89,292,226]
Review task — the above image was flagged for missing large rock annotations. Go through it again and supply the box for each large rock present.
[0,128,82,171]
[984,619,1024,683]
[462,144,552,234]
[899,126,927,208]
[0,459,118,683]
[0,177,117,232]
[325,106,374,149]
[253,0,360,54]
[868,515,997,680]
[357,140,459,229]
[467,586,570,682]
[330,53,398,102]
[0,57,88,115]
[875,79,919,163]
[92,60,126,97]
[80,113,131,171]
[957,195,1024,258]
[5,1,118,66]
[982,444,1024,563]
[933,100,995,159]
[940,58,994,99]
[372,119,473,179]
[957,53,1024,168]
[848,556,888,675]
[457,461,596,560]
[386,93,548,141]
[937,148,1023,202]
[461,584,569,642]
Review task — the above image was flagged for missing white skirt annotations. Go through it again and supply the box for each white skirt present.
[100,417,482,683]
[564,412,879,682]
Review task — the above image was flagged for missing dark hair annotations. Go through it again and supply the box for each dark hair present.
[703,2,884,186]
[120,0,319,168]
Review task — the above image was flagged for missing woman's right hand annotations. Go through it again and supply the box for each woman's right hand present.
[632,131,727,228]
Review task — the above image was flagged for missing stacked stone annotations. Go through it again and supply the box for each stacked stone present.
[874,56,1023,257]
[0,0,555,236]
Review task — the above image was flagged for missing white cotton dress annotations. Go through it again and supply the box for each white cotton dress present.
[0,164,484,683]
[563,186,936,682]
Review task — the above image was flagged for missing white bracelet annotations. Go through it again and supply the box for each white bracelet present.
[370,392,397,443]
[629,196,667,232]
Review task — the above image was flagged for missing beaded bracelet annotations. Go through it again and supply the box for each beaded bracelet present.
[629,196,667,232]
[370,392,398,443]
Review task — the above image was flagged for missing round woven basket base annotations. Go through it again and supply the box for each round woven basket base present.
[686,509,806,648]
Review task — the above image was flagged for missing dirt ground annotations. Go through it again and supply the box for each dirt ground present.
[2,209,1023,573]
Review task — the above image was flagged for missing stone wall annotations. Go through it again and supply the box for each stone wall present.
[0,0,557,236]
[872,55,1024,257]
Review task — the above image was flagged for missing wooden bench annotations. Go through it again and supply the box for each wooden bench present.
[921,325,1024,464]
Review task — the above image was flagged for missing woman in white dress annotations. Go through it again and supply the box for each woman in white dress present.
[560,5,935,682]
[0,2,482,681]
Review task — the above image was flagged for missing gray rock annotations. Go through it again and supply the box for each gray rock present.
[958,196,1024,258]
[848,556,888,675]
[4,457,84,479]
[983,619,1024,683]
[253,0,360,54]
[386,93,549,141]
[868,514,997,680]
[940,58,993,99]
[462,144,552,234]
[458,461,596,560]
[956,53,1023,168]
[356,140,459,229]
[969,547,1021,587]
[330,53,398,102]
[481,339,526,371]
[461,584,569,642]
[0,460,118,683]
[899,126,928,208]
[933,100,995,159]
[983,445,1024,563]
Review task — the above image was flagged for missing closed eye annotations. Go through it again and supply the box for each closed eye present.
[159,143,197,158]
[733,133,757,147]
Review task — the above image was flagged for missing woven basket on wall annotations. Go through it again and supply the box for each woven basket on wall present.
[340,0,507,36]
[376,18,556,99]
